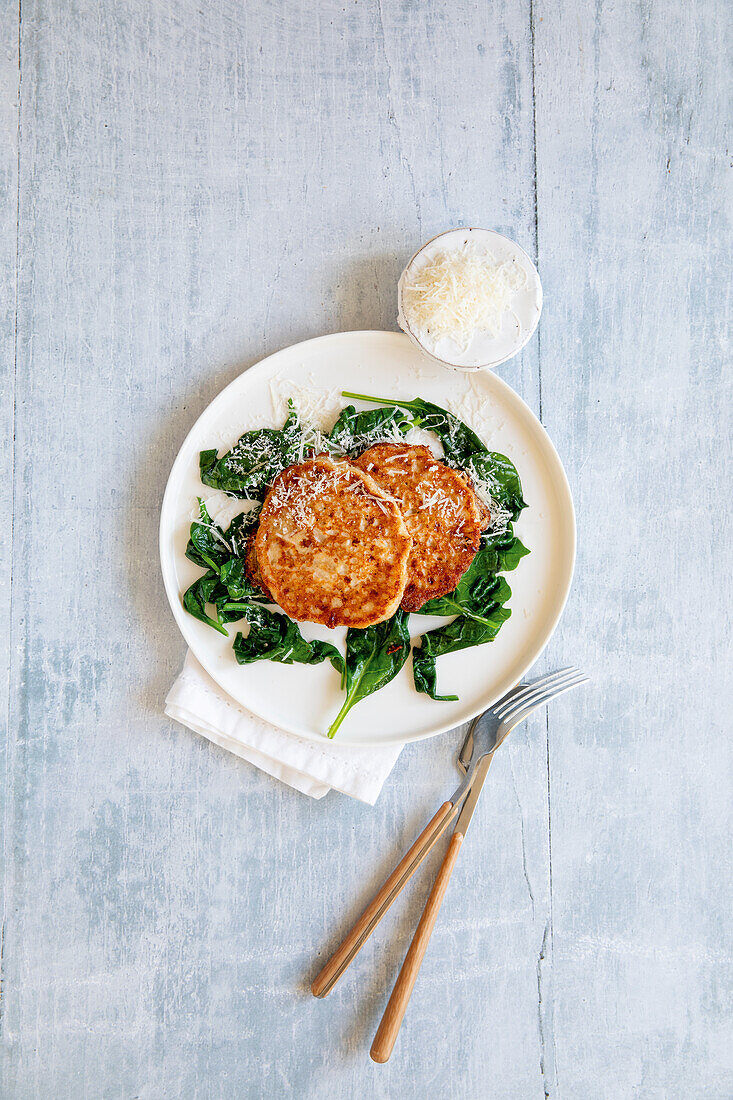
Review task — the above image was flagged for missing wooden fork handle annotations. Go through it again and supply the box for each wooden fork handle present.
[370,831,464,1064]
[310,801,456,998]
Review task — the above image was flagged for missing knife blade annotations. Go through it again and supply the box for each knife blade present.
[452,752,495,838]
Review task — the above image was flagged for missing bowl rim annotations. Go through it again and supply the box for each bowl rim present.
[397,226,543,372]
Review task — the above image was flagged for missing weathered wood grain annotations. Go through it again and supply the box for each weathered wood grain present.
[0,0,19,1077]
[534,0,732,1094]
[1,0,730,1096]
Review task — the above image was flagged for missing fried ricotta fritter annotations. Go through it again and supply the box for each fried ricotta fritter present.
[255,456,411,628]
[352,442,488,612]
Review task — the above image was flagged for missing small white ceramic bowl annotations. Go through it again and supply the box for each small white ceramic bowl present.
[397,227,543,372]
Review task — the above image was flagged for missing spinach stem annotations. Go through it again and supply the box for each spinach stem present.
[325,652,373,738]
[341,391,415,408]
[427,597,497,625]
[326,687,357,739]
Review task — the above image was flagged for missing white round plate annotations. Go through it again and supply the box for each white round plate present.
[160,331,575,747]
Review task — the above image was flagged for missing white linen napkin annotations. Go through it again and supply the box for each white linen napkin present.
[165,652,403,803]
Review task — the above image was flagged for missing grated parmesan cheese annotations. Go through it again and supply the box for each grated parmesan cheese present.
[268,462,389,530]
[269,377,345,432]
[401,244,527,352]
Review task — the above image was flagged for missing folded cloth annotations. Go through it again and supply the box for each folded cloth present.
[165,652,403,803]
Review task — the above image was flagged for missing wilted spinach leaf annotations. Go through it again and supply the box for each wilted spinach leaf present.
[182,569,229,636]
[329,403,411,455]
[341,391,527,520]
[341,391,486,465]
[183,501,269,635]
[218,558,269,603]
[491,528,530,572]
[412,527,524,701]
[464,452,527,520]
[413,600,512,701]
[326,611,411,739]
[414,557,515,700]
[418,550,513,620]
[231,603,344,677]
[185,499,234,572]
[199,402,302,499]
[223,506,261,555]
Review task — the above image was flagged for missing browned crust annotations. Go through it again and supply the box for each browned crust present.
[254,456,411,628]
[352,442,486,611]
[455,468,492,529]
[244,532,273,601]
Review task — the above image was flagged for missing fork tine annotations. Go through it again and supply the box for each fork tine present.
[492,667,580,720]
[461,669,586,771]
[491,667,578,719]
[460,668,575,768]
[501,673,589,728]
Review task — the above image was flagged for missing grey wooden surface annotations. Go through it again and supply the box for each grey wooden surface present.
[2,1,731,1096]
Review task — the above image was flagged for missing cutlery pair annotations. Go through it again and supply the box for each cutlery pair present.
[310,666,589,1062]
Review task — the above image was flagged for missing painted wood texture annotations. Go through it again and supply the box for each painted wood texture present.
[2,1,730,1096]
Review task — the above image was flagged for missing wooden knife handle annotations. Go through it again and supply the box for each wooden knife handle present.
[311,801,456,998]
[370,830,464,1064]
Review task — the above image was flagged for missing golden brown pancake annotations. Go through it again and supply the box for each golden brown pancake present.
[353,442,488,611]
[255,456,411,628]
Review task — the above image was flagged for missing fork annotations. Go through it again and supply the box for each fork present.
[310,668,587,1008]
[370,665,588,1061]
